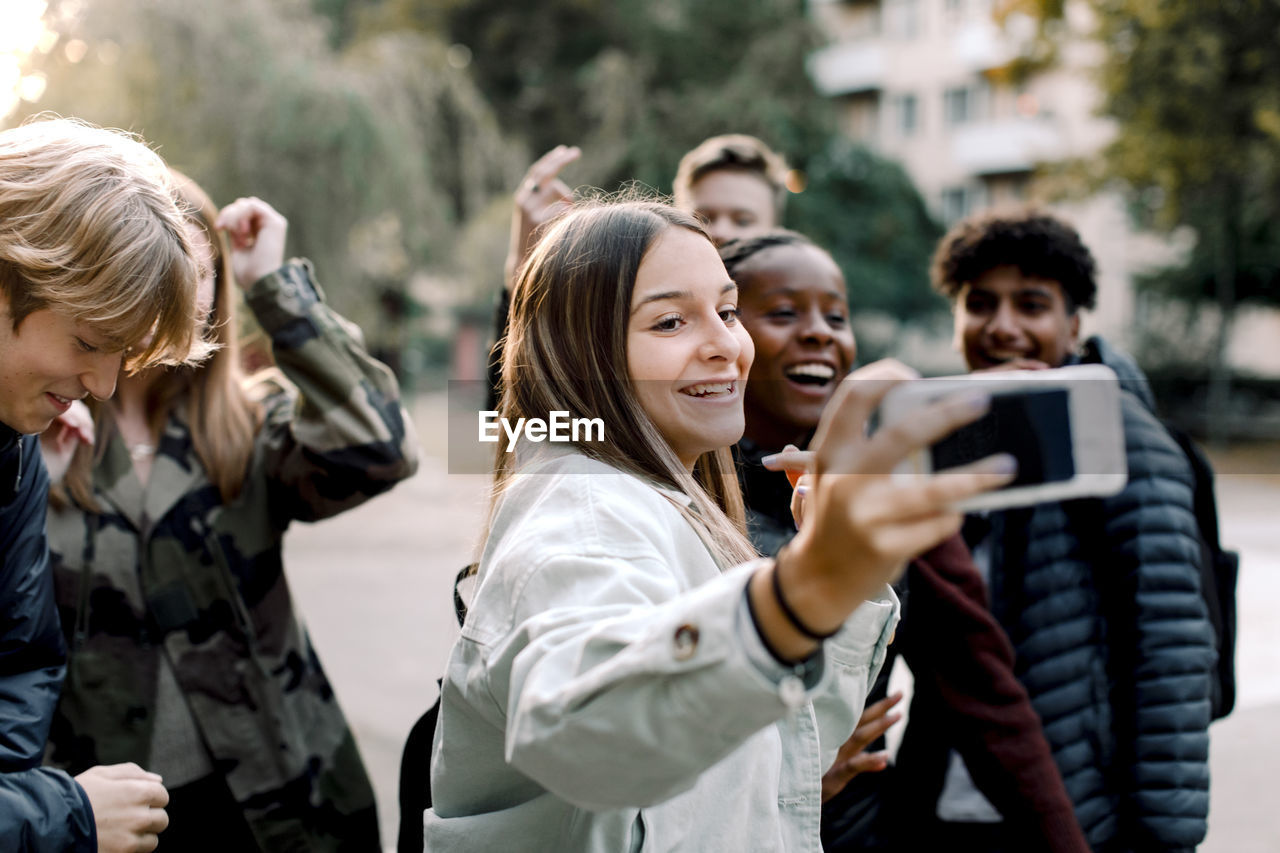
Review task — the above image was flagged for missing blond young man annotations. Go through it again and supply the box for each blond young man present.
[672,133,790,247]
[0,117,202,853]
[505,135,790,288]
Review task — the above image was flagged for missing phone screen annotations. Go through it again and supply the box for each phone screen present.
[930,388,1075,488]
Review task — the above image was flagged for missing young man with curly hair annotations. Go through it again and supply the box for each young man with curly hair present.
[927,207,1214,852]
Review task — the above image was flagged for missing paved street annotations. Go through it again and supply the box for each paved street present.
[1199,472,1280,853]
[282,395,1280,849]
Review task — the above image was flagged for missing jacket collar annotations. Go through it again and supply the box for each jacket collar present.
[1074,335,1158,414]
[0,424,22,506]
[0,422,18,451]
[513,438,694,508]
[95,408,209,531]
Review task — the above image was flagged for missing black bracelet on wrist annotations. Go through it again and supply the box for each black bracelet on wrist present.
[745,569,801,667]
[772,547,841,642]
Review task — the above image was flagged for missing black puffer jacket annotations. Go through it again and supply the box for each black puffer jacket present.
[988,337,1213,851]
[0,426,95,852]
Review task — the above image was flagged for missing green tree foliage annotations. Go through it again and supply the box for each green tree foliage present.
[18,0,512,333]
[788,141,944,321]
[438,0,941,320]
[14,0,947,363]
[1070,4,1278,313]
[437,0,836,191]
[1082,0,1280,428]
[1093,0,1280,309]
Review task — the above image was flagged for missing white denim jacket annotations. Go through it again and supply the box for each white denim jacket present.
[424,444,898,852]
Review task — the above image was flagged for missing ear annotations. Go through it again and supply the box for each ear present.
[1068,311,1081,348]
[950,304,964,353]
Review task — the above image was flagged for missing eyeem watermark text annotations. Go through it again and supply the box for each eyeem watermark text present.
[479,410,605,452]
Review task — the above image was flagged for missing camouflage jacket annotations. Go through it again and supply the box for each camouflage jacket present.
[44,261,418,852]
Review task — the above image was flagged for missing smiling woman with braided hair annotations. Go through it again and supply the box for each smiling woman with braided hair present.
[720,228,1092,853]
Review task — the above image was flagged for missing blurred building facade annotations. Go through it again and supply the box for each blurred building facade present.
[805,0,1193,356]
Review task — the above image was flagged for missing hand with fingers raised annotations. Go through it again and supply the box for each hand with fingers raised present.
[821,691,905,802]
[506,145,581,288]
[747,359,1018,664]
[214,196,288,291]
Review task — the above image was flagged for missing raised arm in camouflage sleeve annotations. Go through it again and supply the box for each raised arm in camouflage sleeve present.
[43,205,402,852]
[246,260,419,524]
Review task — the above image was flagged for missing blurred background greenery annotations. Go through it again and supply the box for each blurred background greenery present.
[2,0,945,385]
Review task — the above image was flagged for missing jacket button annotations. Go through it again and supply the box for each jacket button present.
[779,675,806,709]
[672,623,699,661]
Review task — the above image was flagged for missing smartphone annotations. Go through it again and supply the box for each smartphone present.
[877,364,1127,512]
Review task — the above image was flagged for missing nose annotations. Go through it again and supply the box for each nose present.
[798,306,836,344]
[81,351,123,400]
[986,300,1020,341]
[705,218,733,248]
[699,313,743,363]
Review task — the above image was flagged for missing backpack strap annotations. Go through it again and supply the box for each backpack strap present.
[453,563,477,628]
[1160,424,1239,718]
[399,563,478,851]
[1069,427,1238,720]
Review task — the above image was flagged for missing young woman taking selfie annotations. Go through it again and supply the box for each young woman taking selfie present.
[423,199,1015,851]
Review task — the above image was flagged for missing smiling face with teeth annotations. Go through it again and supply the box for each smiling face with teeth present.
[627,226,755,471]
[0,296,122,434]
[734,241,857,449]
[953,266,1079,371]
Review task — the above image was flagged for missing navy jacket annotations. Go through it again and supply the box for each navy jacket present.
[0,426,95,852]
[988,337,1214,851]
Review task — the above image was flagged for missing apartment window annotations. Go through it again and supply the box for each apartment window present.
[895,93,920,136]
[984,174,1030,207]
[943,86,970,125]
[850,3,883,39]
[943,81,990,126]
[888,0,921,38]
[941,186,970,223]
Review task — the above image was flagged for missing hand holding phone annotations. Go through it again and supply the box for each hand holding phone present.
[878,364,1127,512]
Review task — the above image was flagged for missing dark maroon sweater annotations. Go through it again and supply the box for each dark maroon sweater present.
[892,534,1091,852]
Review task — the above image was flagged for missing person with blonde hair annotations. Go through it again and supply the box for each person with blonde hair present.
[503,133,789,292]
[672,133,791,247]
[424,198,1016,850]
[1,116,204,853]
[39,172,418,851]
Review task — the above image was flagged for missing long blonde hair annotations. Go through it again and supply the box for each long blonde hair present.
[495,199,757,568]
[57,172,262,510]
[0,116,208,370]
